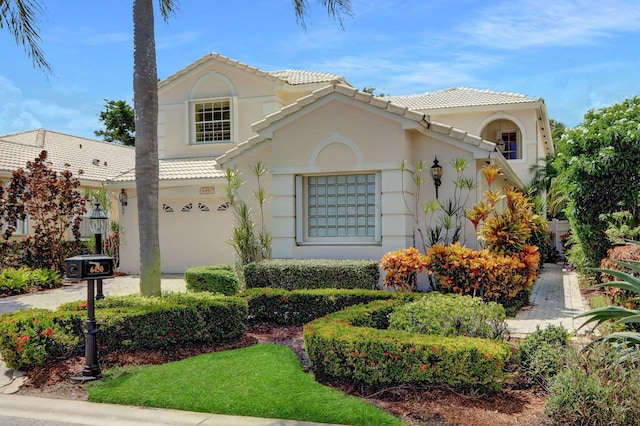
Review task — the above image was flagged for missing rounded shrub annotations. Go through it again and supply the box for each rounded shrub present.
[185,265,239,295]
[517,324,569,386]
[388,293,507,339]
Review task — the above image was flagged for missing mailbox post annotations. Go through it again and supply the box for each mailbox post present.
[65,254,114,381]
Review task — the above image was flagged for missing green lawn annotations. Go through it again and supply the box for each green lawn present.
[86,343,402,426]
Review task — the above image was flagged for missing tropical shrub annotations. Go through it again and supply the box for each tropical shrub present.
[0,268,30,295]
[426,242,539,313]
[599,243,640,305]
[388,293,507,339]
[224,162,272,267]
[0,267,61,296]
[304,299,510,389]
[577,259,640,356]
[552,96,640,268]
[379,247,429,291]
[185,265,239,295]
[243,259,379,290]
[545,342,640,425]
[517,325,569,387]
[0,150,87,272]
[467,164,544,255]
[400,158,475,251]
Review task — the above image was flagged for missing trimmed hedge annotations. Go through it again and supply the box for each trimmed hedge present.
[0,293,247,370]
[241,288,410,325]
[243,259,379,290]
[304,300,511,389]
[185,265,239,295]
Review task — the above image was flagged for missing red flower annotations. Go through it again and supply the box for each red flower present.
[420,364,427,371]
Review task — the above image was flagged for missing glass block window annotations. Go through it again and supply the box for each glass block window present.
[193,99,231,143]
[306,173,377,239]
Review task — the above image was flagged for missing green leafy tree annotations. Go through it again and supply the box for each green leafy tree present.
[94,99,135,146]
[362,86,388,97]
[0,151,87,272]
[553,96,640,268]
[133,0,352,295]
[0,0,50,72]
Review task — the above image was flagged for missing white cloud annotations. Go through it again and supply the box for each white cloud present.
[458,0,640,50]
[0,75,98,138]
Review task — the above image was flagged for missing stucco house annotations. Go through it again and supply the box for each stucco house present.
[110,53,553,274]
[0,129,134,240]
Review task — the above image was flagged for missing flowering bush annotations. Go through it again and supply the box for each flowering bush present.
[426,242,539,312]
[379,247,429,291]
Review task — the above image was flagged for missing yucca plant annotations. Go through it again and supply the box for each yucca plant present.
[577,258,640,359]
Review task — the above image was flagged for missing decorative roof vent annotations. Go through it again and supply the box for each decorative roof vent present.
[92,159,100,166]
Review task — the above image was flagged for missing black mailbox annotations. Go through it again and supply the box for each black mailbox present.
[65,255,114,281]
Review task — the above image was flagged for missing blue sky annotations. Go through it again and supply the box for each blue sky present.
[1,0,640,140]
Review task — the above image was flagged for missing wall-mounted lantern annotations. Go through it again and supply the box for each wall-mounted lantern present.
[430,156,443,199]
[118,189,128,213]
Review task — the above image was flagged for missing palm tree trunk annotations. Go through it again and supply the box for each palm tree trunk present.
[133,0,161,296]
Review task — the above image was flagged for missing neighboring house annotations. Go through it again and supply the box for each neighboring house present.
[112,53,553,274]
[0,129,135,240]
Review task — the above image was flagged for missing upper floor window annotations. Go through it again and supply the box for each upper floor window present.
[192,98,231,144]
[497,129,520,160]
[481,119,522,160]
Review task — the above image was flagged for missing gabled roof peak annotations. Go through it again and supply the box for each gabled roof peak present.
[218,83,496,165]
[160,52,346,88]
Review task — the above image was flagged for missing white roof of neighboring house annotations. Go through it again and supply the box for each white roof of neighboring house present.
[0,129,134,184]
[159,52,347,89]
[387,87,542,111]
[217,82,497,165]
[110,157,223,183]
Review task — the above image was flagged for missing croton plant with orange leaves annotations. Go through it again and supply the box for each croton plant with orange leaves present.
[380,247,429,291]
[380,164,543,310]
[426,242,539,310]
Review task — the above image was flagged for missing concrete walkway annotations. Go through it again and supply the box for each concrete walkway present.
[0,265,587,425]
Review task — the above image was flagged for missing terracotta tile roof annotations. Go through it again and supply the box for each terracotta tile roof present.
[218,83,496,165]
[159,52,346,89]
[387,87,541,110]
[110,157,223,183]
[0,129,134,183]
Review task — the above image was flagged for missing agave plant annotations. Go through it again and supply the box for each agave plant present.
[577,259,640,358]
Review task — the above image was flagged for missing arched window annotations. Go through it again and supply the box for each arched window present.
[481,119,522,160]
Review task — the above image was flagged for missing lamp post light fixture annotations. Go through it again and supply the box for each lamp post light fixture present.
[430,156,443,199]
[89,202,109,300]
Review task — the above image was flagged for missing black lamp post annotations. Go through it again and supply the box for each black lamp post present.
[89,202,109,300]
[430,156,443,199]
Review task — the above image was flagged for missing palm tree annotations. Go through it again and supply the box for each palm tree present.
[133,0,353,295]
[0,0,51,72]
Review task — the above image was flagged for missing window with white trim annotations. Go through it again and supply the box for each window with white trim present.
[296,173,380,243]
[496,129,521,160]
[191,98,232,143]
[2,217,29,236]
